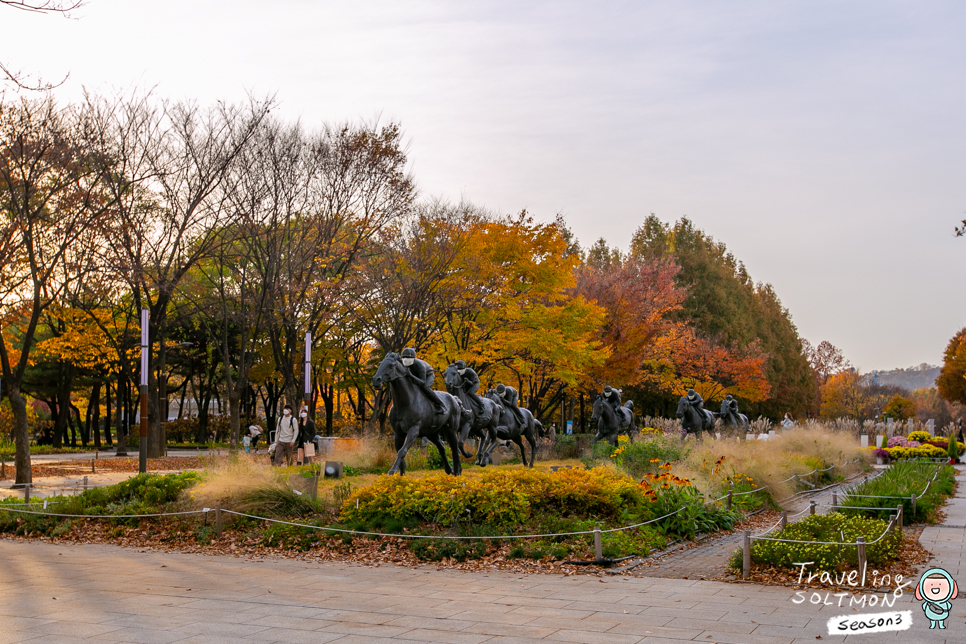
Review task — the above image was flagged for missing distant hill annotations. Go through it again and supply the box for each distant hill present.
[863,364,940,392]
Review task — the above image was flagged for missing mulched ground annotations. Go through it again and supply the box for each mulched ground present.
[0,457,211,481]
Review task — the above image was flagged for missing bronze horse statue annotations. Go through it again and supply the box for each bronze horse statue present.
[372,352,463,475]
[590,394,635,446]
[443,363,502,466]
[480,389,538,467]
[676,395,715,436]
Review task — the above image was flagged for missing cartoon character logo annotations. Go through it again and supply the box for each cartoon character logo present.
[915,567,958,629]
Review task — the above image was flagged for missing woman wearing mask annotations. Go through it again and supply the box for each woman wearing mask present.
[297,408,317,465]
[273,405,298,466]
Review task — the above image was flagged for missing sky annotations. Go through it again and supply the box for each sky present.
[3,0,965,372]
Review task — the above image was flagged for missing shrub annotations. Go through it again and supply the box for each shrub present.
[736,513,902,571]
[339,467,651,529]
[883,444,947,460]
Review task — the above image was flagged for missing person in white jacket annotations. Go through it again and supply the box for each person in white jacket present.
[273,405,298,466]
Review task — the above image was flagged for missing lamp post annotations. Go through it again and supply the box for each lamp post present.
[304,332,312,412]
[139,308,148,474]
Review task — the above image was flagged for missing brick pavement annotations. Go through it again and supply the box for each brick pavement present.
[1,469,964,643]
[1,536,961,644]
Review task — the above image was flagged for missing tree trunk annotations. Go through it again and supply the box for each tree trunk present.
[9,384,31,486]
[90,382,101,449]
[103,380,113,447]
[114,377,129,456]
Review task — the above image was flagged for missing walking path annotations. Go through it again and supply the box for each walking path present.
[1,468,964,643]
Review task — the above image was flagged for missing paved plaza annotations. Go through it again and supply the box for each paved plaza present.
[1,471,966,643]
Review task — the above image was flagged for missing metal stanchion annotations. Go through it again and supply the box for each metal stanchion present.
[594,527,602,560]
[742,530,751,579]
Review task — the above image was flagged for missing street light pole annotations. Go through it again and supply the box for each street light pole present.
[139,308,148,474]
[304,332,312,413]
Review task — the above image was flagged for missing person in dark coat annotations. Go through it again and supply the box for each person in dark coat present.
[297,409,317,464]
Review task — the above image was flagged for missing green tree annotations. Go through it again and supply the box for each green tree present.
[630,216,816,418]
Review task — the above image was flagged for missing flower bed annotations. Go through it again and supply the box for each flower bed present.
[732,513,902,571]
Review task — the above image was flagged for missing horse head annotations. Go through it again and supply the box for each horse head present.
[372,352,407,390]
[675,396,690,420]
[443,363,461,393]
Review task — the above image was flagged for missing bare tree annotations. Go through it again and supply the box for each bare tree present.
[81,91,273,457]
[1,1,82,91]
[261,121,415,410]
[0,95,114,484]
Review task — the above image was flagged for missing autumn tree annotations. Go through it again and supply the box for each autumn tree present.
[0,96,114,484]
[938,327,966,406]
[630,215,814,418]
[882,394,916,421]
[82,91,273,457]
[802,339,850,384]
[820,370,865,420]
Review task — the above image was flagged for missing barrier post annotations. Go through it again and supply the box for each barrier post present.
[780,511,787,530]
[831,491,837,510]
[215,505,223,539]
[83,476,88,491]
[793,473,798,489]
[809,500,816,516]
[91,459,95,474]
[726,489,733,511]
[911,493,917,520]
[889,513,897,535]
[896,504,903,531]
[742,530,751,579]
[594,527,602,560]
[23,484,30,504]
[856,537,867,586]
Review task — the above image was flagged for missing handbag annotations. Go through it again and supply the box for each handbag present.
[303,442,315,457]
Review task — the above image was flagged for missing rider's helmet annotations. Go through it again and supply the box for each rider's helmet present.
[496,383,507,397]
[687,388,698,400]
[401,347,416,367]
[455,360,466,373]
[725,394,733,401]
[603,385,613,396]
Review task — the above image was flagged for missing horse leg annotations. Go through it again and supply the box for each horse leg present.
[513,435,526,466]
[526,429,537,468]
[445,427,462,476]
[428,433,453,475]
[389,425,421,476]
[458,418,475,459]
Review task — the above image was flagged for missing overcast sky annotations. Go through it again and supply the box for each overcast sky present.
[4,0,965,372]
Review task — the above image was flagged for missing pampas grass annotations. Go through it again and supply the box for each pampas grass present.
[677,426,868,502]
[186,456,322,517]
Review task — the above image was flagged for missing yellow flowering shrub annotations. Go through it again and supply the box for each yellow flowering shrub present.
[339,467,649,528]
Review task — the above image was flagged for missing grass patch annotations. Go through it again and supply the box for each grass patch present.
[839,463,954,524]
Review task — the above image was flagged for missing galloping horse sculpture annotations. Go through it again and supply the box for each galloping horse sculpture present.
[676,395,715,436]
[443,363,502,466]
[590,394,635,446]
[372,353,464,475]
[481,389,538,467]
[718,398,750,430]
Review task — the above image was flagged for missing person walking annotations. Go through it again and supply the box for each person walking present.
[273,405,298,466]
[297,408,317,465]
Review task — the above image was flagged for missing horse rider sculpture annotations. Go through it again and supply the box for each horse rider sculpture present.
[603,385,622,410]
[685,388,705,414]
[400,347,445,415]
[495,383,525,426]
[720,394,740,426]
[451,360,486,418]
